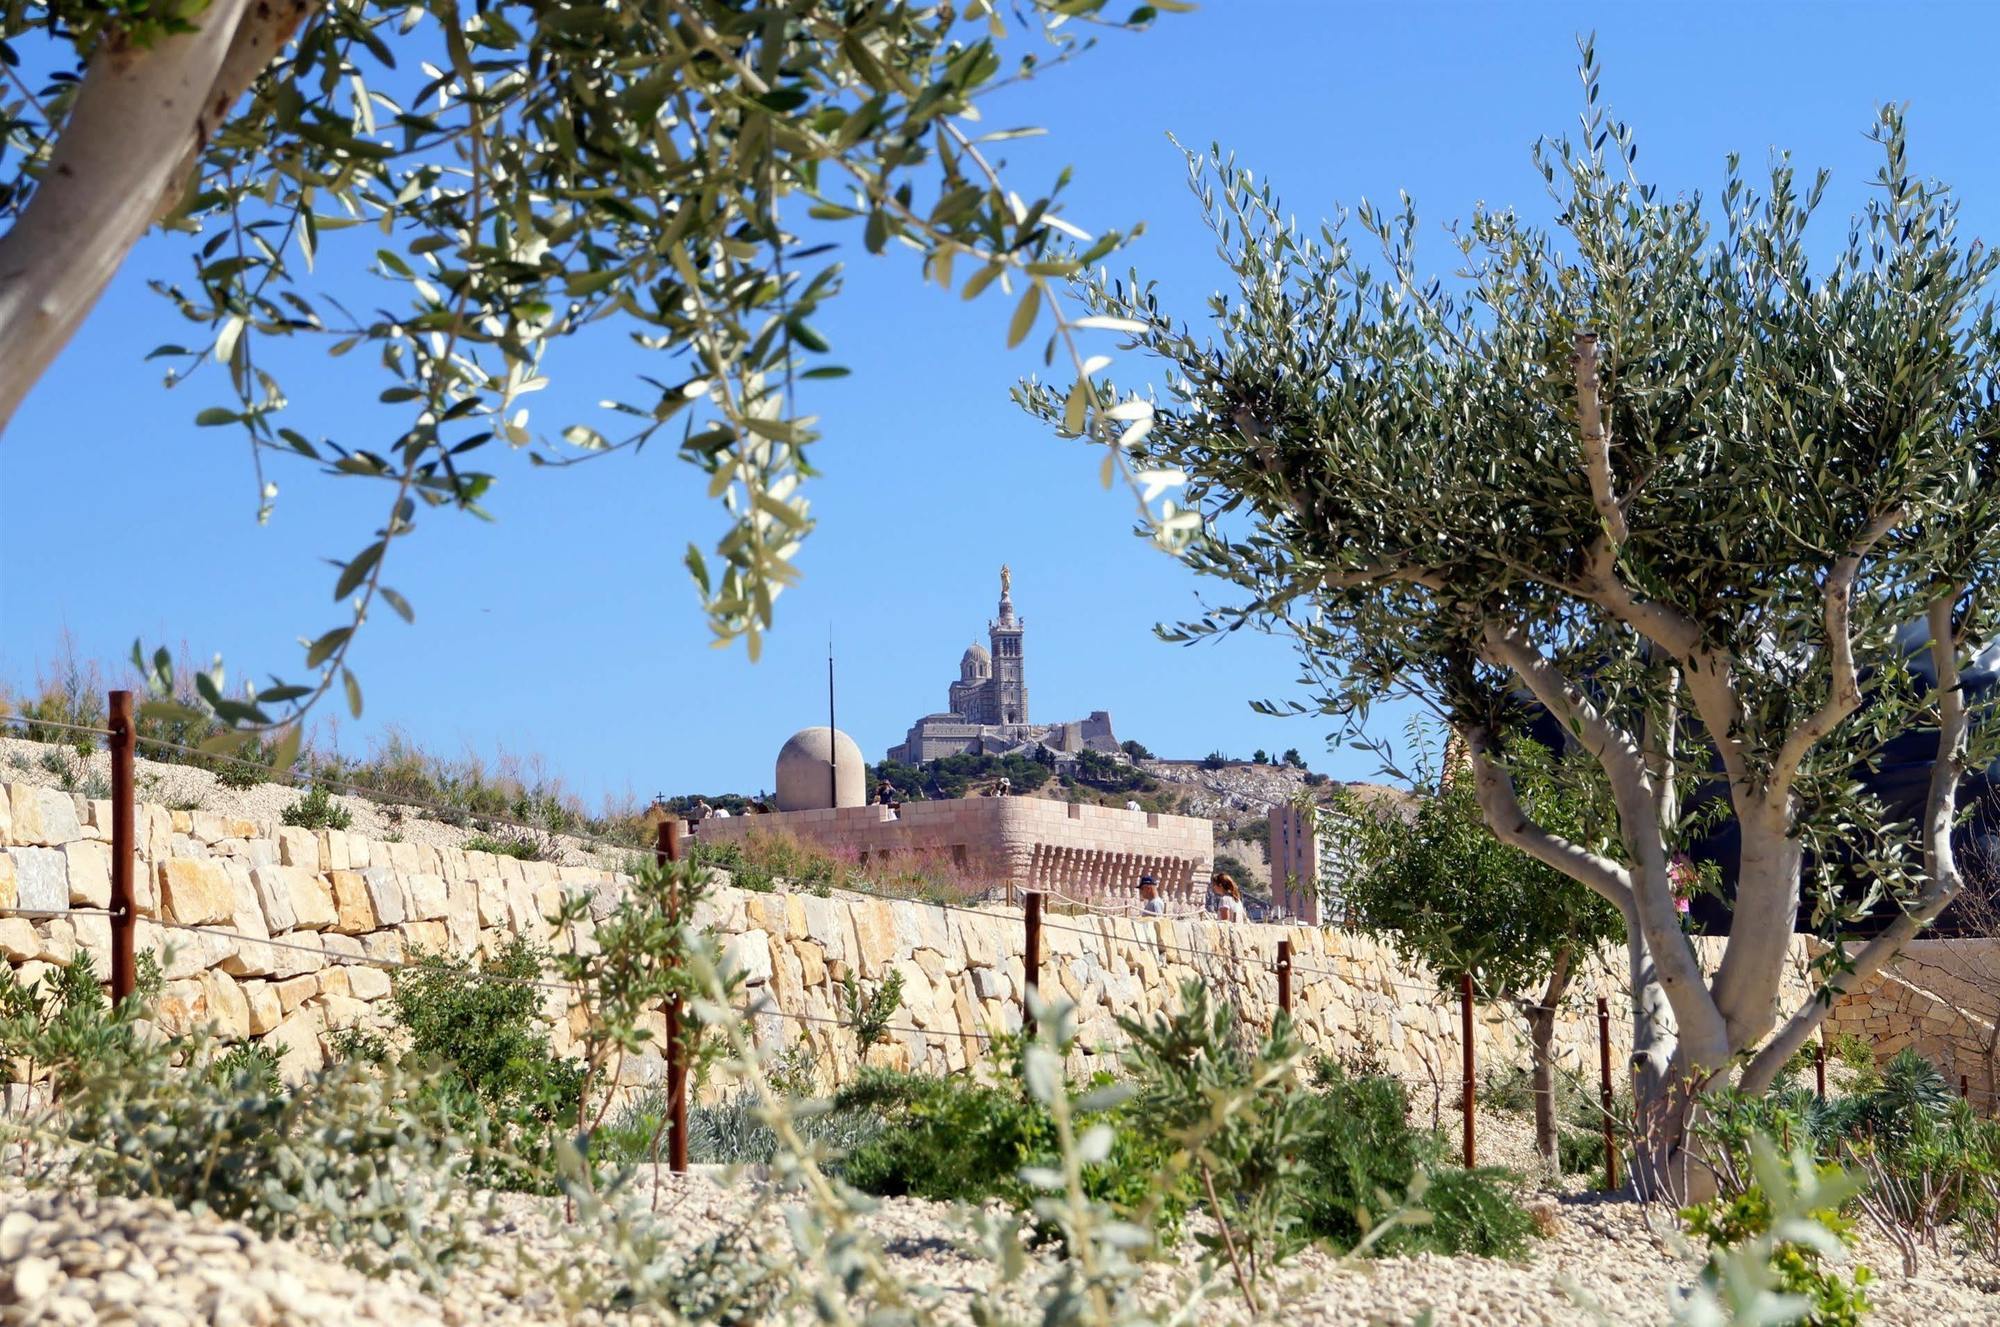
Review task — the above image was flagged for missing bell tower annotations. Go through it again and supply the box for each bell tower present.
[988,564,1029,727]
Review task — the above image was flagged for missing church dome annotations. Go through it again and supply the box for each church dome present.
[960,642,991,680]
[775,727,866,812]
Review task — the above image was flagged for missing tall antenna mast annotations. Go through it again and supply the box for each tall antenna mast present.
[828,623,838,807]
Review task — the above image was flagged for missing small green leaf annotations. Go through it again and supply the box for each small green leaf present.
[1007,283,1043,349]
[334,542,385,600]
[341,667,363,719]
[195,407,240,427]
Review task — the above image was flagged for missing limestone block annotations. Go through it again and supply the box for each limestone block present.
[9,784,84,847]
[269,1007,326,1084]
[191,813,231,845]
[73,912,111,970]
[61,840,111,908]
[156,979,209,1037]
[854,903,898,970]
[283,870,339,931]
[324,830,350,873]
[722,930,774,990]
[387,840,421,874]
[360,932,403,966]
[327,871,376,934]
[444,875,479,946]
[348,966,392,1002]
[0,851,13,911]
[159,927,232,980]
[318,966,351,1000]
[0,782,10,845]
[241,838,279,868]
[475,876,508,927]
[320,994,371,1031]
[11,848,67,913]
[892,958,936,1026]
[171,811,193,834]
[0,917,37,960]
[159,858,233,926]
[504,876,539,936]
[277,826,321,870]
[795,941,827,988]
[245,981,282,1034]
[361,868,406,927]
[347,835,371,870]
[799,894,854,964]
[404,872,448,922]
[267,931,326,980]
[203,970,251,1039]
[399,920,448,953]
[248,865,300,934]
[275,974,319,1013]
[215,861,274,978]
[971,966,1013,1004]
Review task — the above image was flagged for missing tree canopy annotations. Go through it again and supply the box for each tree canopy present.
[0,0,1190,754]
[1022,46,2000,1169]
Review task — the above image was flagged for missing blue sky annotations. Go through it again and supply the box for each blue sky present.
[6,1,1999,808]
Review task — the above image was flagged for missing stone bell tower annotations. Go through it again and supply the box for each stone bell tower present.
[988,564,1029,727]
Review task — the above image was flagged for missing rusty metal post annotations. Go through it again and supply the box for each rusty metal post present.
[1276,939,1292,1017]
[107,690,136,1004]
[1024,890,1043,1039]
[656,817,689,1174]
[1814,1030,1827,1100]
[1597,995,1618,1192]
[1460,972,1475,1168]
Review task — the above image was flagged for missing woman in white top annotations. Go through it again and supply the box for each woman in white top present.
[1210,873,1245,922]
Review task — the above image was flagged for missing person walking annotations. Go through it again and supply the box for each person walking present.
[1209,872,1245,922]
[1137,874,1165,917]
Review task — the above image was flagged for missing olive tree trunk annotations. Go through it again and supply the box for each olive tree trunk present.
[0,0,312,435]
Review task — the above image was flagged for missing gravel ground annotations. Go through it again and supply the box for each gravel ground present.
[6,1120,1998,1327]
[0,735,640,868]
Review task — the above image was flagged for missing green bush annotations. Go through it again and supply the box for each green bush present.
[1686,1178,1872,1327]
[384,938,585,1186]
[463,830,546,861]
[280,783,352,830]
[839,1063,1189,1237]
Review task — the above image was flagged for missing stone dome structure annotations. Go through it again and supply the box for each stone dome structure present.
[774,726,866,812]
[959,642,991,681]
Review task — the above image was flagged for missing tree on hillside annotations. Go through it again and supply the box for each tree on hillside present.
[0,0,1189,754]
[1327,727,1623,1164]
[1023,49,2000,1192]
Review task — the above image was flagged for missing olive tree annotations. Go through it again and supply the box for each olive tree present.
[1023,54,2000,1190]
[1327,729,1622,1165]
[0,0,1187,748]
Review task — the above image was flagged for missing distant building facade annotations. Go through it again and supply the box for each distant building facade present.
[886,566,1123,765]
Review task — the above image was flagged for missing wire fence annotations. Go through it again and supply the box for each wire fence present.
[2,697,1644,1180]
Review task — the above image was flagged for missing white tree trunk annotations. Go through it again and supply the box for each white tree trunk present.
[0,0,311,435]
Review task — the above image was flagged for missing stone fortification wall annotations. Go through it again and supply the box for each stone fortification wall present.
[697,797,1215,909]
[0,778,1899,1104]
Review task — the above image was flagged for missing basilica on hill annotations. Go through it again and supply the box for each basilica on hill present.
[884,566,1122,766]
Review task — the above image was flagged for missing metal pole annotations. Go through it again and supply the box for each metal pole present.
[1024,890,1043,1039]
[108,690,136,1004]
[1460,972,1475,1168]
[828,630,838,809]
[1814,1030,1827,1100]
[656,817,688,1174]
[1597,995,1618,1192]
[1276,939,1292,1017]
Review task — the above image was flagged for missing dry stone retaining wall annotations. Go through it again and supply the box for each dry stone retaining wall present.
[0,779,1910,1101]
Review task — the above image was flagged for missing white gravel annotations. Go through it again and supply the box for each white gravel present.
[6,1135,1997,1326]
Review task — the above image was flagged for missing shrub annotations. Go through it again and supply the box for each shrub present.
[281,783,352,830]
[839,1061,1190,1238]
[385,938,585,1185]
[1121,739,1153,760]
[464,830,547,861]
[1684,1157,1873,1327]
[1201,751,1230,770]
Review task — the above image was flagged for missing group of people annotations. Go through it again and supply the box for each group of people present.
[1133,870,1247,921]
